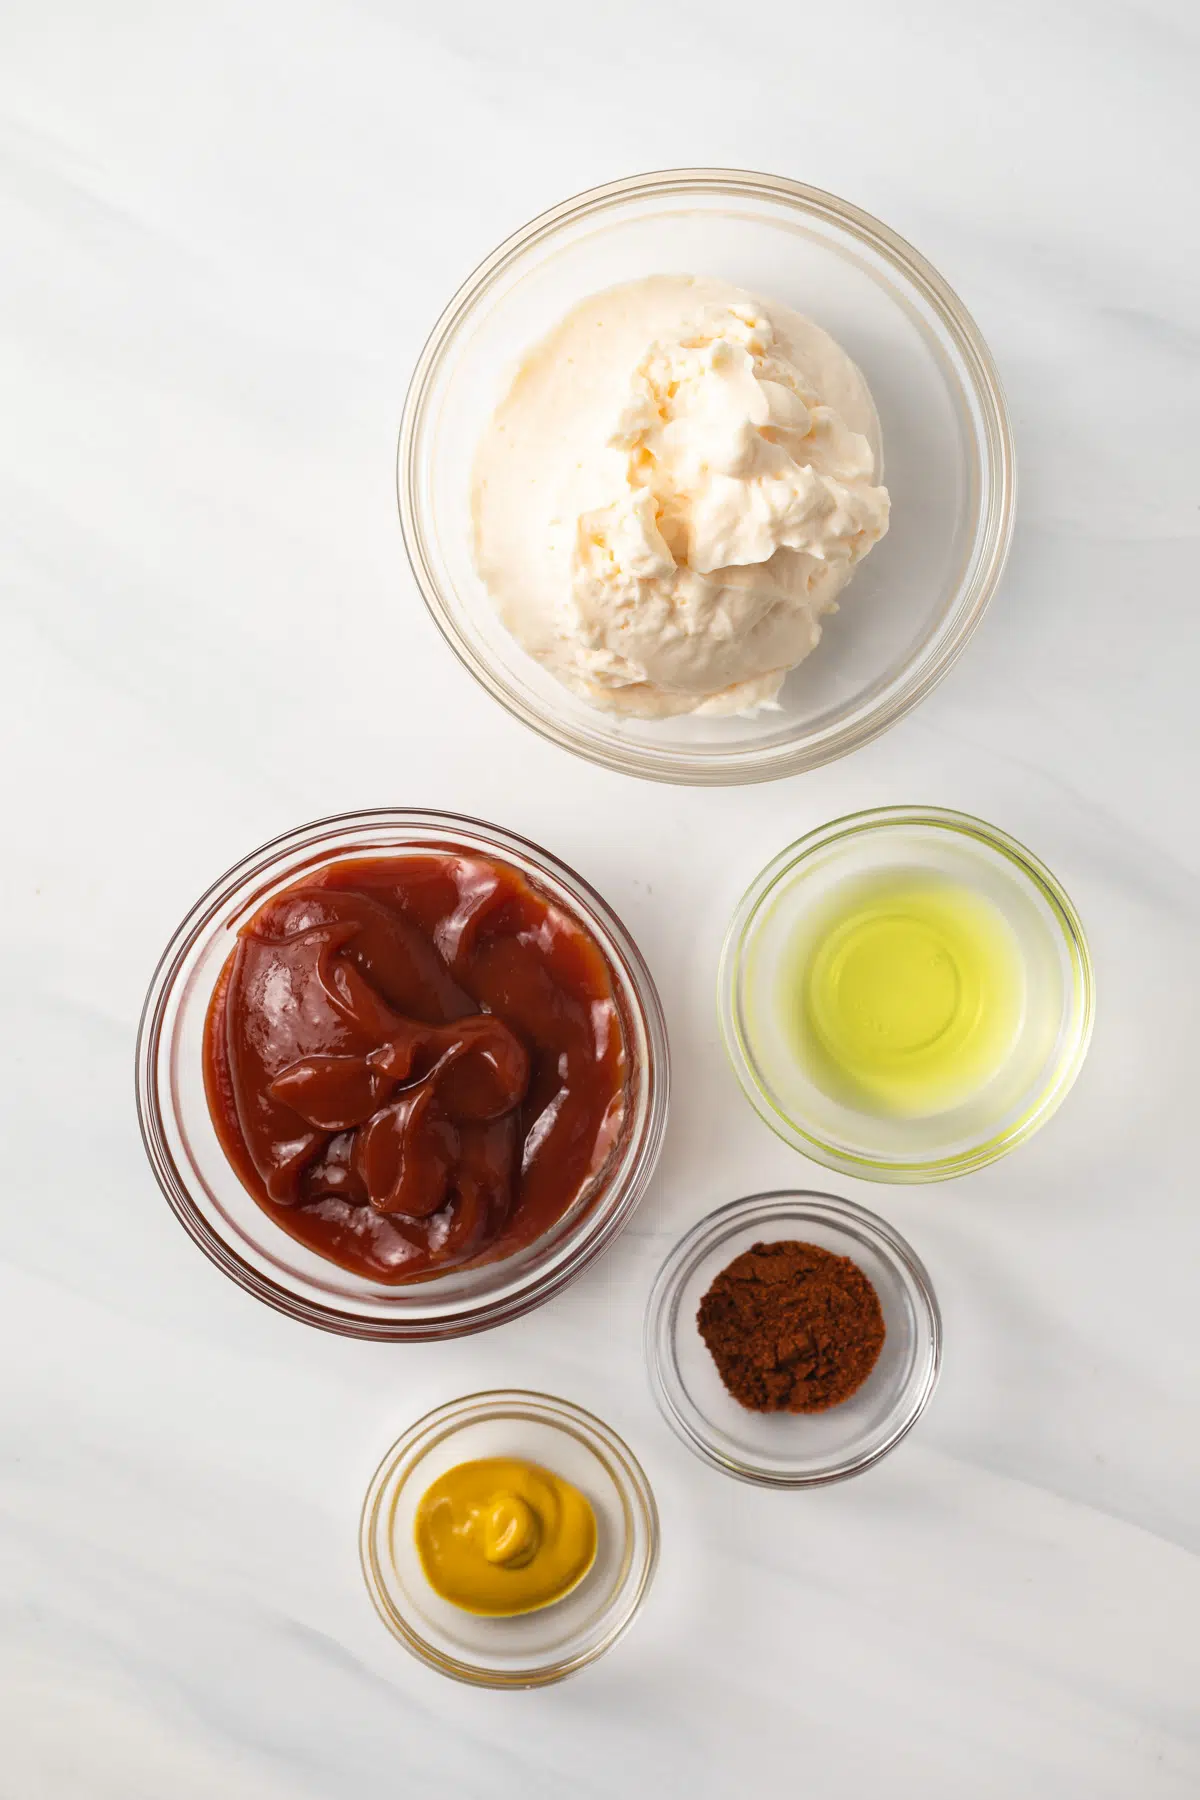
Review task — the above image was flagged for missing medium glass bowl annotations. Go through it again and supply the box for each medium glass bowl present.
[360,1390,659,1686]
[719,807,1094,1182]
[136,810,669,1338]
[398,167,1014,786]
[646,1191,941,1486]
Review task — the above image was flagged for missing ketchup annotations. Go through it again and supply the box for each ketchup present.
[203,854,627,1282]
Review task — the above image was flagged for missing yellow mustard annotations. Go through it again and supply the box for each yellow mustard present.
[413,1457,597,1616]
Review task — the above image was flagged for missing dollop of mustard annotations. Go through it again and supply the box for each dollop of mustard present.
[414,1457,597,1616]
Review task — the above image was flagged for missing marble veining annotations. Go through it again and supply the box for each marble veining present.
[2,1,1198,1794]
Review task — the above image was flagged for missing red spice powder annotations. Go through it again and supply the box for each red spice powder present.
[697,1239,886,1414]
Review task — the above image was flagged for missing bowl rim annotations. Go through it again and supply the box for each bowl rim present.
[718,805,1096,1181]
[359,1388,660,1687]
[135,808,670,1338]
[397,165,1016,786]
[645,1189,942,1487]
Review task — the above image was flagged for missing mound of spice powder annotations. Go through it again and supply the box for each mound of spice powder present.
[697,1239,886,1413]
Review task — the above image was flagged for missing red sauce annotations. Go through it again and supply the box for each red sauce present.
[203,854,628,1282]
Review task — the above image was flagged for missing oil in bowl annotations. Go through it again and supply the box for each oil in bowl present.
[789,867,1025,1117]
[721,808,1094,1182]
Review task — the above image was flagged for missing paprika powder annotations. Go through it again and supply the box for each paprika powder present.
[697,1239,886,1413]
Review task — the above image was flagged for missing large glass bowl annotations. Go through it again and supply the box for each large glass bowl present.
[136,810,669,1338]
[360,1390,659,1686]
[719,807,1094,1181]
[398,168,1014,785]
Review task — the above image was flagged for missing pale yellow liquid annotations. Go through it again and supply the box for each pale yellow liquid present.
[783,871,1025,1117]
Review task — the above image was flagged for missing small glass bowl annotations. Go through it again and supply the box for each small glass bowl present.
[360,1390,659,1687]
[136,810,669,1338]
[646,1192,941,1486]
[398,167,1014,786]
[719,807,1094,1182]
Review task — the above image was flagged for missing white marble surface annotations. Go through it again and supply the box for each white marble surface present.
[3,3,1199,1794]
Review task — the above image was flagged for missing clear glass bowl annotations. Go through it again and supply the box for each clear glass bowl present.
[360,1390,659,1686]
[398,167,1014,786]
[646,1191,941,1486]
[719,807,1094,1182]
[136,810,669,1338]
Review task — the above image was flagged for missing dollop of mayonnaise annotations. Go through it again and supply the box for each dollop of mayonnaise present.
[471,275,890,718]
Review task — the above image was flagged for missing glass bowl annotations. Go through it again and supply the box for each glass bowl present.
[136,810,669,1338]
[719,807,1094,1182]
[646,1191,941,1486]
[398,167,1014,786]
[360,1390,659,1686]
